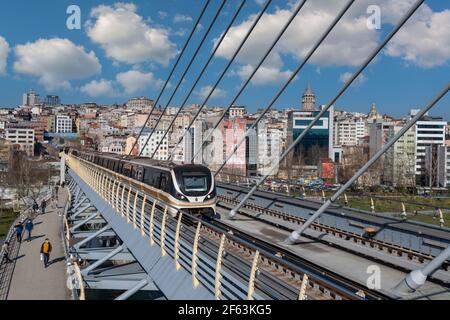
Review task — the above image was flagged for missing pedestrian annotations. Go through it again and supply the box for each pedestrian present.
[41,200,47,215]
[25,219,34,242]
[32,201,38,214]
[14,222,24,243]
[1,242,13,264]
[40,238,52,268]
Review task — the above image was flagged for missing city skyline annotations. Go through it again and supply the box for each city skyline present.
[0,0,448,118]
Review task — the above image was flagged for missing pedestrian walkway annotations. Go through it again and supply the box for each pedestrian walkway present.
[7,187,70,300]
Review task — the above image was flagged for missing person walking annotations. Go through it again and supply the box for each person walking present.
[40,238,52,268]
[25,219,34,242]
[1,242,13,264]
[32,201,38,214]
[41,200,47,215]
[14,222,24,243]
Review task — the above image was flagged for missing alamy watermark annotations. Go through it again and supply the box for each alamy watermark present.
[66,5,81,30]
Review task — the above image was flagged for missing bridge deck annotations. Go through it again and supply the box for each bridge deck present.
[7,188,70,300]
[216,208,450,300]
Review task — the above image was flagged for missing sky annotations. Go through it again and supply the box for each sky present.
[0,0,449,119]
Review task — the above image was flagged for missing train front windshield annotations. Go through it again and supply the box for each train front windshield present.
[173,165,213,196]
[183,175,208,192]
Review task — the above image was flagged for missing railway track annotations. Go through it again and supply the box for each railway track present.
[201,215,391,300]
[217,195,450,275]
[164,207,387,300]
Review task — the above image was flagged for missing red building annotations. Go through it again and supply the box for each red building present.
[220,118,247,175]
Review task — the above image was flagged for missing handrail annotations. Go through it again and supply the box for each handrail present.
[66,154,375,300]
[59,185,81,300]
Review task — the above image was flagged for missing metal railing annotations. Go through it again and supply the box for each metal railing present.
[0,189,53,299]
[65,154,381,300]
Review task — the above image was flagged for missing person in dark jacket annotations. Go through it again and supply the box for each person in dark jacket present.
[32,202,38,214]
[14,222,24,243]
[41,200,47,214]
[40,238,52,268]
[25,219,34,241]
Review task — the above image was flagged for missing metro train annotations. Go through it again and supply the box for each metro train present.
[68,149,217,217]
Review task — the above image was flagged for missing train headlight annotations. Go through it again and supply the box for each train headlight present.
[207,188,216,199]
[175,192,187,201]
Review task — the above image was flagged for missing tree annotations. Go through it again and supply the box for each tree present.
[6,150,54,210]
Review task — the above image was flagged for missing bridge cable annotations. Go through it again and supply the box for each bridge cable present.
[148,0,247,160]
[212,0,356,177]
[228,0,426,219]
[167,0,274,161]
[128,0,212,156]
[287,82,449,243]
[138,0,228,157]
[188,0,311,164]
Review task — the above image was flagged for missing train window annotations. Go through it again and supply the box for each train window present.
[182,174,208,192]
[160,174,168,191]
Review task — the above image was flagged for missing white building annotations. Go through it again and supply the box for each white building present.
[385,125,416,186]
[334,118,367,146]
[413,112,447,185]
[139,130,168,160]
[229,106,246,118]
[22,90,40,107]
[5,127,34,157]
[126,97,154,112]
[257,120,283,174]
[55,115,73,133]
[172,121,204,163]
[437,146,450,187]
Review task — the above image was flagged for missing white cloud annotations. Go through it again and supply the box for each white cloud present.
[116,70,163,94]
[235,64,291,86]
[254,0,266,6]
[195,85,227,100]
[13,38,101,90]
[0,36,9,75]
[386,8,450,68]
[173,14,193,23]
[214,0,448,85]
[81,79,116,97]
[339,72,367,86]
[86,3,177,66]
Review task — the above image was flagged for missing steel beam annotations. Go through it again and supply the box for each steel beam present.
[82,245,125,275]
[71,213,100,232]
[115,278,150,300]
[71,203,94,219]
[74,225,111,249]
[72,196,88,211]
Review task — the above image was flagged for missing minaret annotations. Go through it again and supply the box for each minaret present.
[301,82,316,111]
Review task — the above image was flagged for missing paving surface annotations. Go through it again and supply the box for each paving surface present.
[7,188,70,300]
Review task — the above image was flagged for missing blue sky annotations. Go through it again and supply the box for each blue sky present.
[0,0,449,119]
